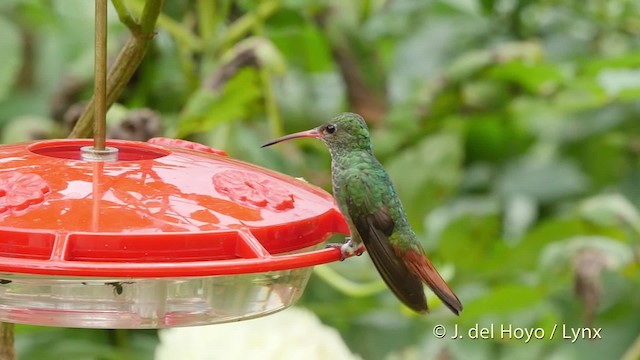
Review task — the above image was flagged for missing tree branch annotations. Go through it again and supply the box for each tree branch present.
[111,0,140,33]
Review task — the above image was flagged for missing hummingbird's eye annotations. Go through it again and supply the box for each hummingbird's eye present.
[325,124,337,134]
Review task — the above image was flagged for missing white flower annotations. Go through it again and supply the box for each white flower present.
[155,307,360,360]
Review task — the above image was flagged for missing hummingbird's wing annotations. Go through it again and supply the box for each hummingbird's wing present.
[345,177,429,313]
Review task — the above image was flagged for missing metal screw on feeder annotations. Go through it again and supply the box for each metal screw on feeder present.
[0,2,352,329]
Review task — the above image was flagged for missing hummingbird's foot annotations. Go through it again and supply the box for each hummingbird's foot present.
[326,237,365,260]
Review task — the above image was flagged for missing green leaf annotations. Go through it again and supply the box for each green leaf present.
[177,68,262,137]
[478,0,496,13]
[462,284,546,319]
[461,80,510,109]
[425,196,500,248]
[579,193,640,235]
[496,155,589,203]
[539,235,634,271]
[0,15,22,101]
[597,68,640,97]
[436,211,502,275]
[386,132,464,231]
[502,194,538,244]
[220,37,287,75]
[507,219,586,272]
[445,49,493,81]
[488,61,564,94]
[275,70,345,125]
[1,115,56,143]
[464,113,530,162]
[266,13,333,73]
[582,52,640,76]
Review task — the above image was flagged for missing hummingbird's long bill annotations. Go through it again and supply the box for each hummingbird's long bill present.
[261,129,320,147]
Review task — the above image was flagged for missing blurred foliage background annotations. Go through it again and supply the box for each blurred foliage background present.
[1,0,640,359]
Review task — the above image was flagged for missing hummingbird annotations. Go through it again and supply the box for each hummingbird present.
[262,113,462,315]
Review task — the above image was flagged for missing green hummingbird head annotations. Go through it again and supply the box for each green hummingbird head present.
[262,113,372,155]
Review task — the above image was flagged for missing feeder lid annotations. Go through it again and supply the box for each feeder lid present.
[0,138,349,278]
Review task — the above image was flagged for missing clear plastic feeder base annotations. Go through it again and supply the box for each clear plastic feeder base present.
[0,267,312,328]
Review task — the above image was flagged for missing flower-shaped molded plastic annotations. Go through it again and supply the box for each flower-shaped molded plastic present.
[213,170,295,211]
[0,172,50,215]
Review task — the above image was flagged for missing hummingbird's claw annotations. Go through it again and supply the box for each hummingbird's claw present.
[325,237,365,260]
[327,237,365,261]
[325,243,346,261]
[341,237,366,258]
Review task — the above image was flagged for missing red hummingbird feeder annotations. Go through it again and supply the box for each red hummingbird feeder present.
[0,1,352,331]
[0,137,350,328]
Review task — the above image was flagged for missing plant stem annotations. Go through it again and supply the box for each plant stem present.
[261,67,283,137]
[126,0,202,51]
[120,0,201,89]
[94,0,108,150]
[111,0,140,33]
[623,333,640,360]
[251,7,283,137]
[359,0,372,24]
[197,0,216,53]
[0,323,15,360]
[221,1,279,50]
[138,0,163,34]
[313,265,386,297]
[69,0,165,138]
